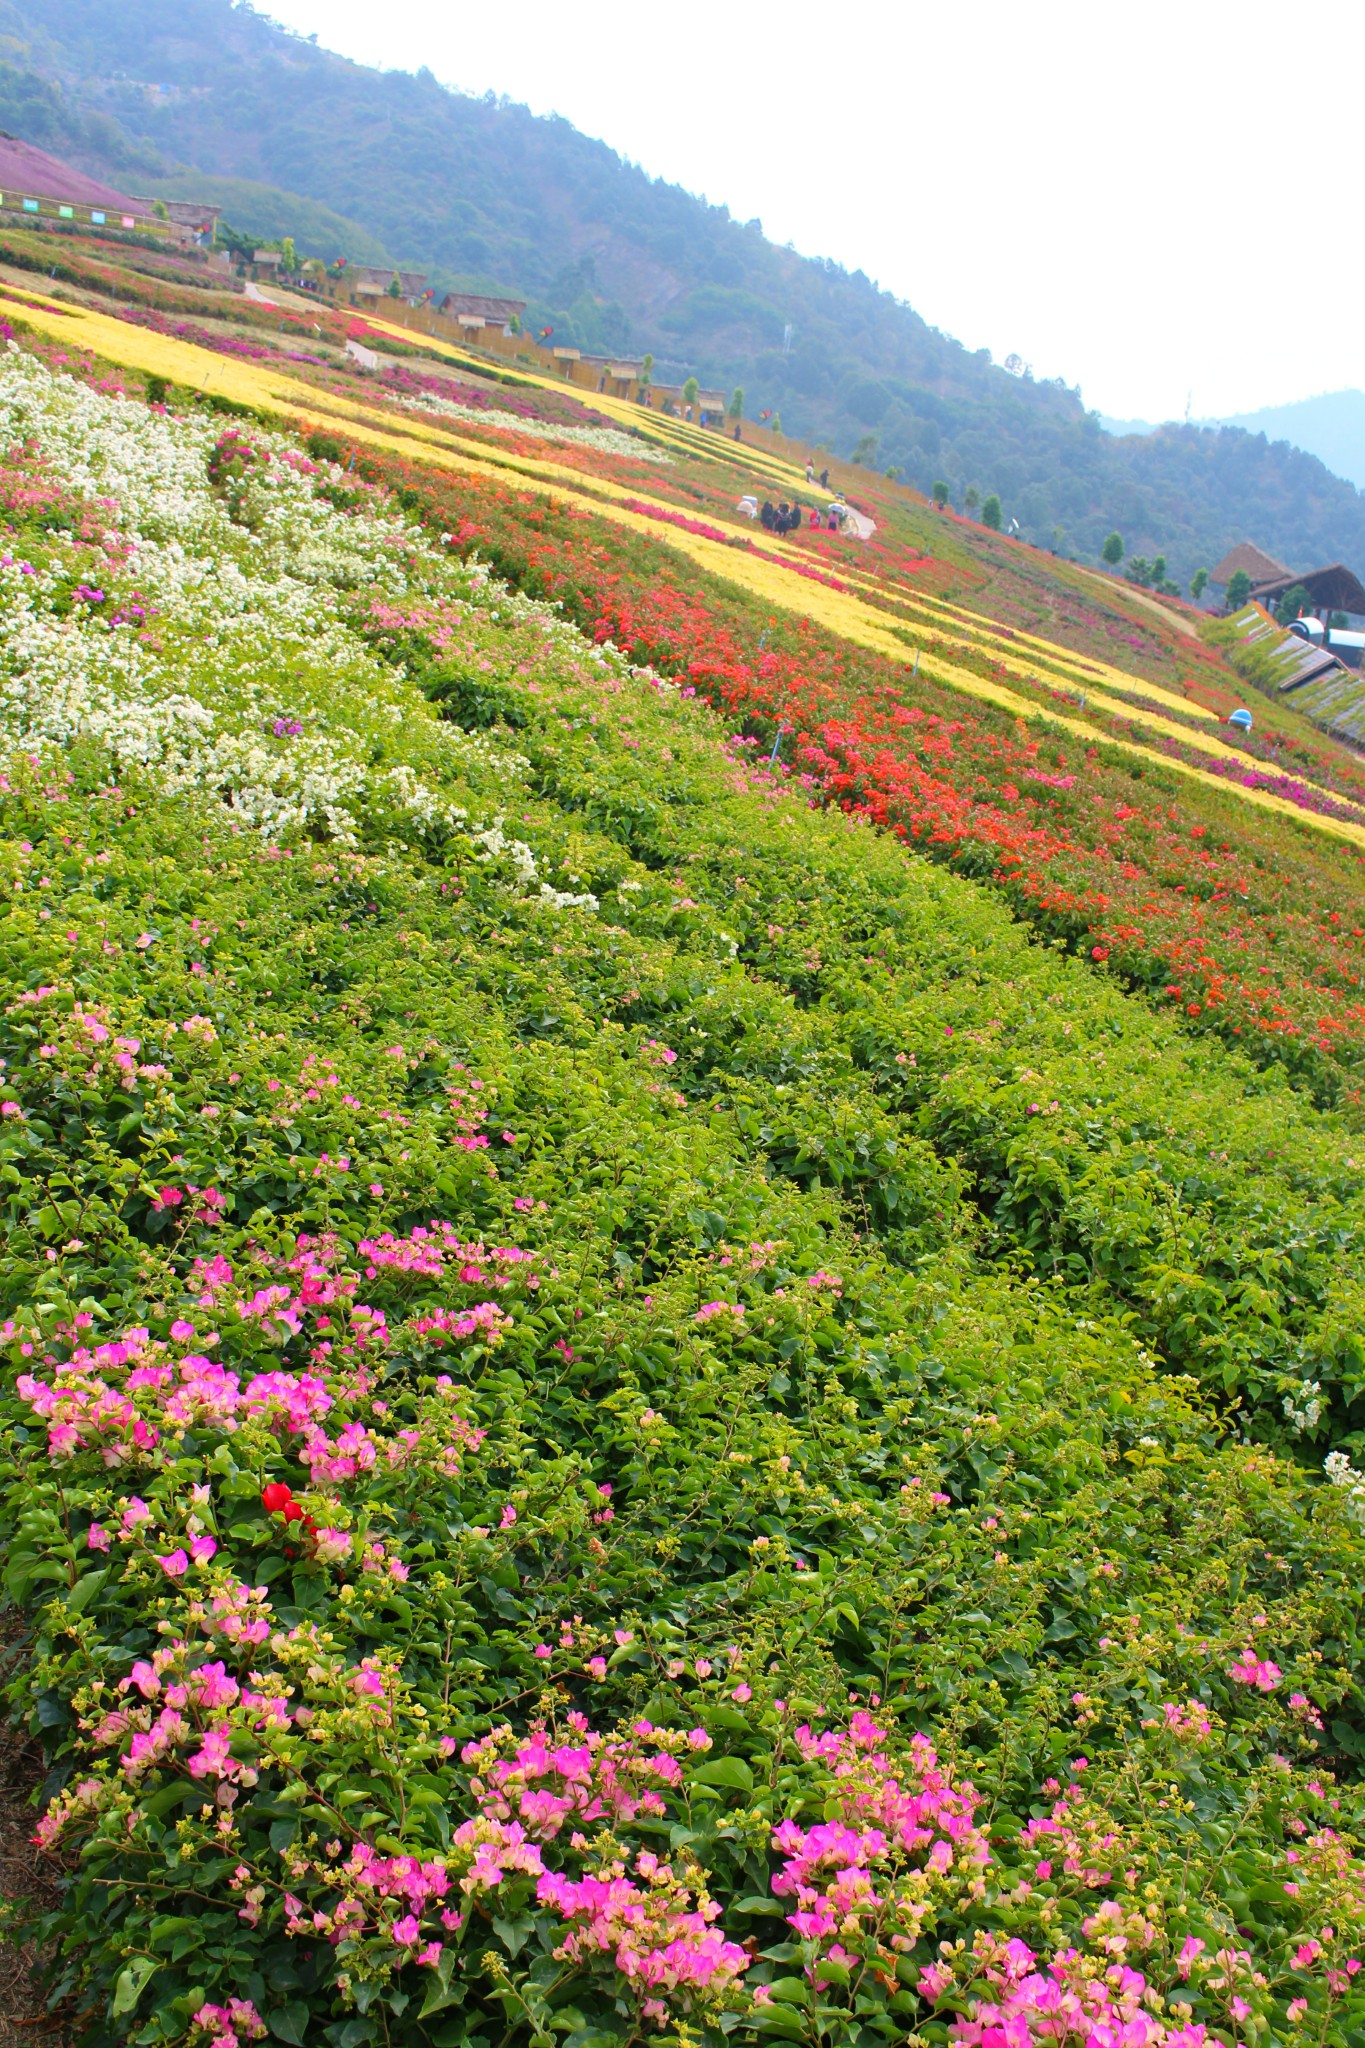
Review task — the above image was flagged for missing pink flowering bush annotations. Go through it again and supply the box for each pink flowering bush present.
[5,344,1365,2048]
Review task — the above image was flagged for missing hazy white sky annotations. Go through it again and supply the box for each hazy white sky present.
[262,0,1362,423]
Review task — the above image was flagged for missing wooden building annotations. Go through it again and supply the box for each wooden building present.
[1210,542,1292,589]
[350,267,430,305]
[437,292,526,335]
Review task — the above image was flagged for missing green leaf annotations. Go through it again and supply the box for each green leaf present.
[493,1911,536,1959]
[112,1957,157,2016]
[269,2000,311,2044]
[692,1756,753,1793]
[66,1568,108,1614]
[417,1948,465,2022]
[748,2008,808,2040]
[767,1977,812,2008]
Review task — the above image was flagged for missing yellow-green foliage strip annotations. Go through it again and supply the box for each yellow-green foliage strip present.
[361,316,1221,728]
[360,313,807,483]
[359,316,1217,723]
[20,289,1365,851]
[832,565,1218,721]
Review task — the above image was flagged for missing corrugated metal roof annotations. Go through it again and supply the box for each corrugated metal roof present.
[1231,603,1365,743]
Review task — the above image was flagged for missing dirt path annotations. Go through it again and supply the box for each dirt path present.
[0,1721,64,2045]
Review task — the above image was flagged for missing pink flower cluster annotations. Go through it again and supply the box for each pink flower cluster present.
[94,1641,296,1785]
[9,1222,503,1490]
[1019,1768,1123,1888]
[943,1933,1209,2048]
[190,1998,266,2047]
[357,1223,538,1290]
[1229,1655,1282,1692]
[771,1716,990,1963]
[1143,1700,1213,1744]
[464,1718,699,1837]
[271,1714,740,2021]
[540,1855,747,2020]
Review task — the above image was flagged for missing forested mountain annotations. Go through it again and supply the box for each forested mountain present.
[1210,393,1365,496]
[5,0,1365,584]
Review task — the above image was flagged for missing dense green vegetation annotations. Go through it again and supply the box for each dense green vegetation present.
[5,0,1365,581]
[7,340,1365,2048]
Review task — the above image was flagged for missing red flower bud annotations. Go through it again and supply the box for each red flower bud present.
[261,1482,293,1513]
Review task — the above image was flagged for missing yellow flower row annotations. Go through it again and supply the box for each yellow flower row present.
[14,287,1361,850]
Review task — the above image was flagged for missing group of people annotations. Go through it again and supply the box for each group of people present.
[736,486,853,534]
[759,498,805,534]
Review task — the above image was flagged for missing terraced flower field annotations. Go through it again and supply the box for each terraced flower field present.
[6,283,1365,2048]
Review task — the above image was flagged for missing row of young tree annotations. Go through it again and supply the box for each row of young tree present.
[1099,535,1340,621]
[929,479,1006,528]
[1098,530,1204,599]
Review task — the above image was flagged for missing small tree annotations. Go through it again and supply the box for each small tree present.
[964,486,980,516]
[508,313,521,334]
[1190,567,1209,602]
[1275,582,1313,626]
[728,387,745,421]
[682,376,700,409]
[851,433,878,466]
[1226,569,1253,610]
[932,480,949,509]
[638,352,653,396]
[1152,554,1168,586]
[770,412,782,435]
[387,273,402,299]
[982,493,1002,530]
[1101,532,1124,566]
[885,465,903,482]
[280,237,296,273]
[1126,557,1154,588]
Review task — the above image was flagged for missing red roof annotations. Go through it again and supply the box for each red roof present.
[0,135,153,218]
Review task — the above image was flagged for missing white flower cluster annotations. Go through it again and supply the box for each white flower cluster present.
[1324,1449,1365,1520]
[396,389,673,464]
[1283,1380,1324,1434]
[471,817,598,912]
[0,352,614,890]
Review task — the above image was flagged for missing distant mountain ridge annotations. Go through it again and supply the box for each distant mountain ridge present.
[1101,392,1365,498]
[5,0,1365,585]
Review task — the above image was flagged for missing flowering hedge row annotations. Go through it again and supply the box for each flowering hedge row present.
[7,348,1365,2048]
[331,444,1365,1101]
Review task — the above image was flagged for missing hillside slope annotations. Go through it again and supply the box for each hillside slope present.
[8,303,1365,2048]
[6,0,1365,582]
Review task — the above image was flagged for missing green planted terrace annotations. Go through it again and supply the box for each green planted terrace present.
[4,338,1365,2048]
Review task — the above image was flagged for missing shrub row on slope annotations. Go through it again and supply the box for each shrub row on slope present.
[336,441,1365,1104]
[5,351,1365,2048]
